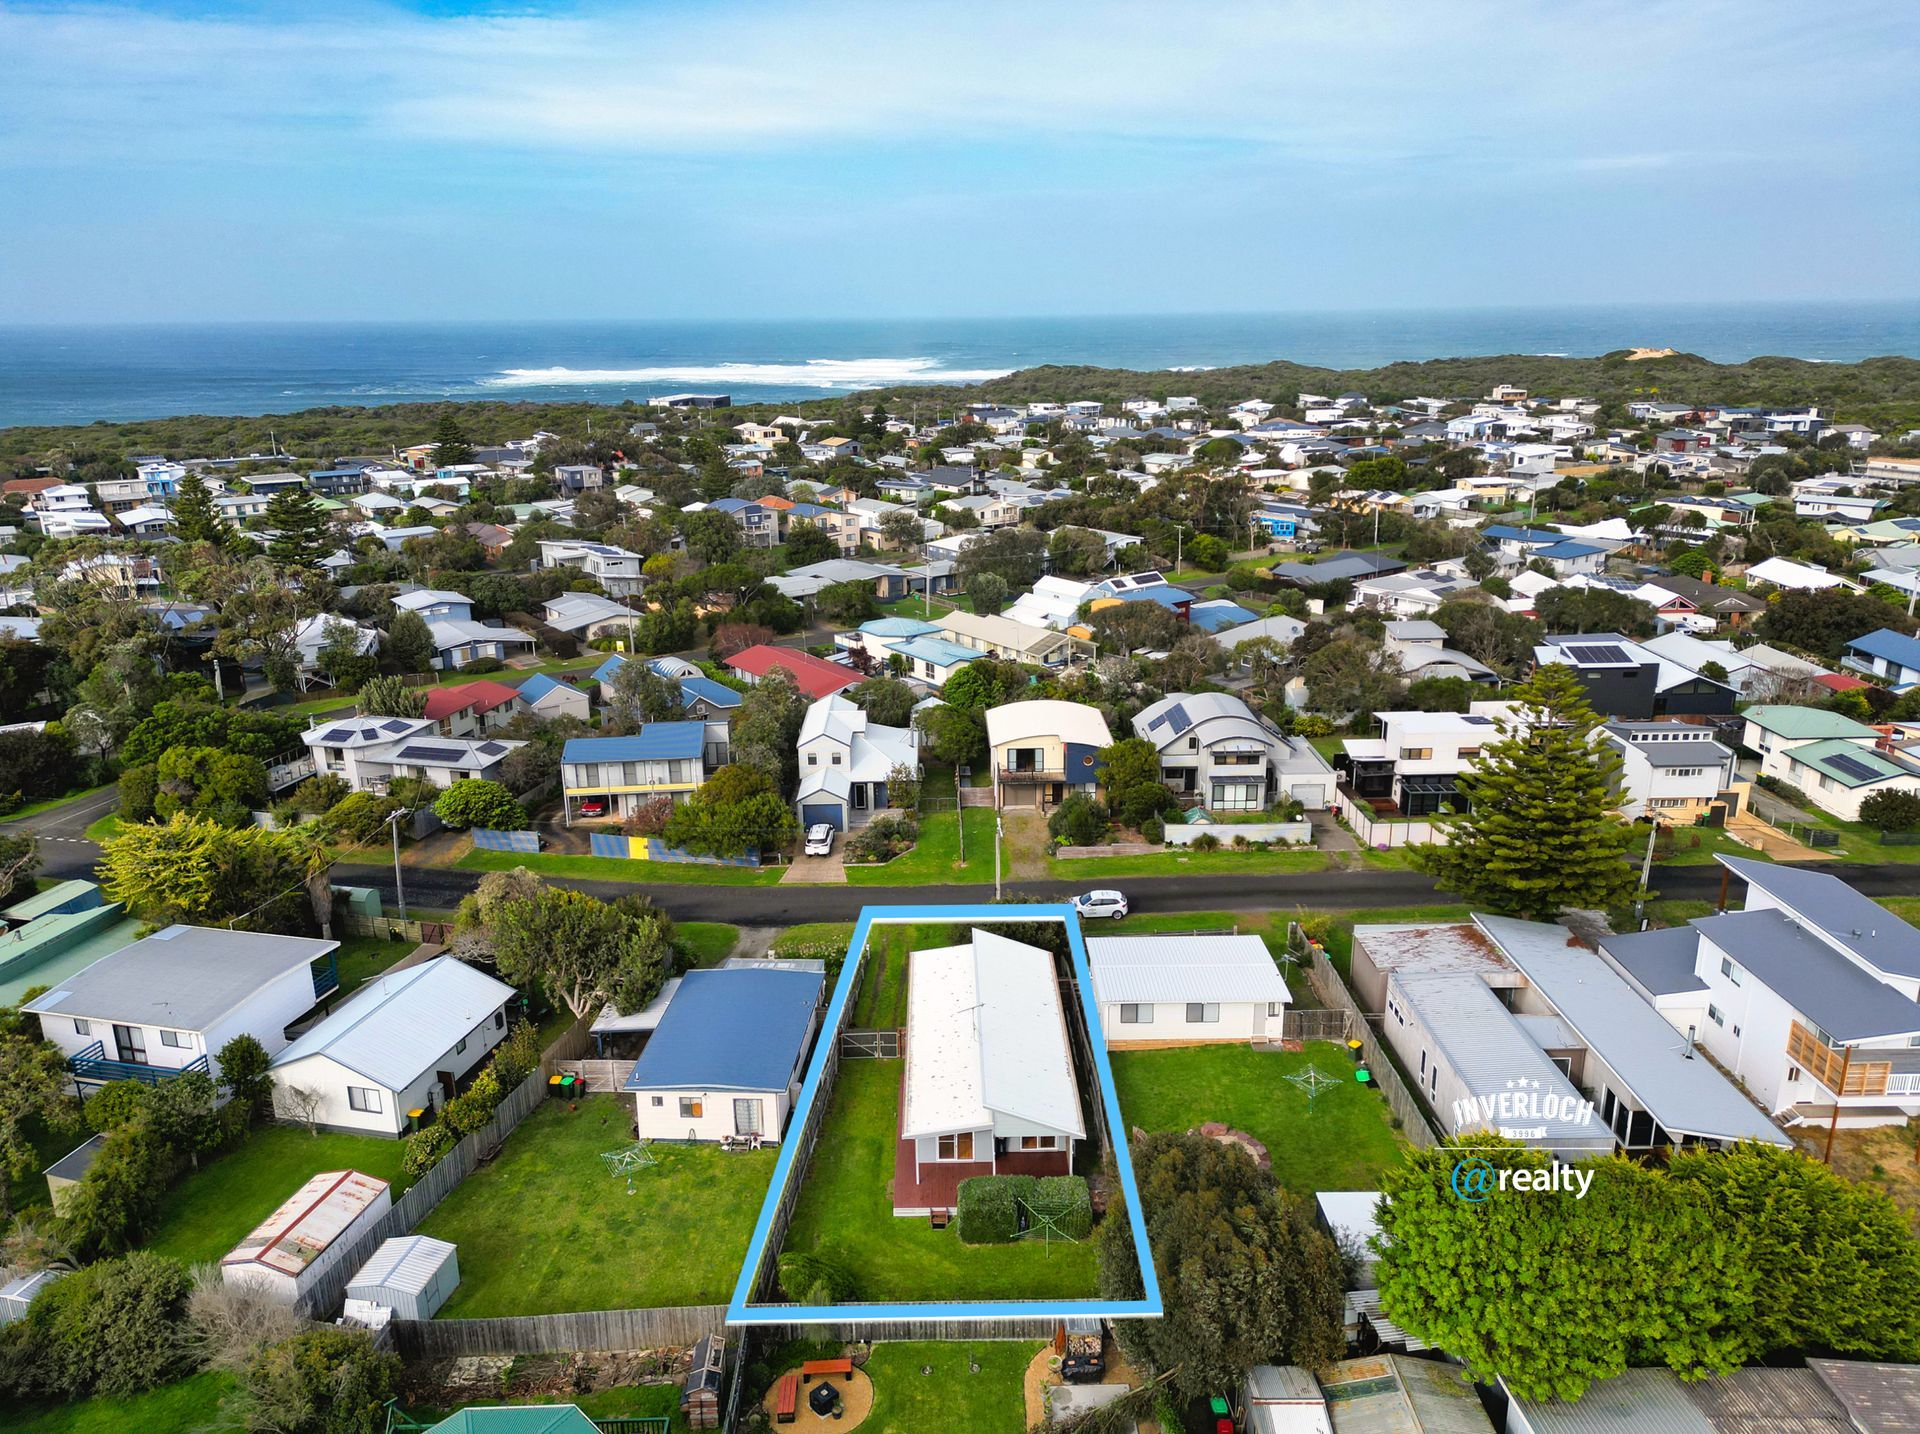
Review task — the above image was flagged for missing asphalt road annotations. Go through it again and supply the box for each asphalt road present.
[14,789,1916,928]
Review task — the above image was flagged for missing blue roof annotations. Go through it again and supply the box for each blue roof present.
[859,617,940,638]
[678,675,742,709]
[786,502,836,519]
[1112,584,1192,611]
[562,725,706,763]
[1848,627,1920,669]
[592,653,627,683]
[625,967,823,1093]
[516,672,568,703]
[1482,524,1563,544]
[889,635,981,667]
[1188,601,1258,633]
[1536,539,1607,559]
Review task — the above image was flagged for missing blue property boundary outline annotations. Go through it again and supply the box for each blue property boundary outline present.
[725,902,1164,1325]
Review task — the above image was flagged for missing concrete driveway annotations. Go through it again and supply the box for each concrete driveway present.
[780,847,847,884]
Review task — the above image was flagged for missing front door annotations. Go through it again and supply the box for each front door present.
[733,1098,764,1136]
[437,1070,456,1100]
[113,1024,147,1065]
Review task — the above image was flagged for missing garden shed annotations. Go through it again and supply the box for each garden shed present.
[43,1132,106,1214]
[0,1269,64,1325]
[681,1331,727,1430]
[221,1169,392,1305]
[345,1233,460,1321]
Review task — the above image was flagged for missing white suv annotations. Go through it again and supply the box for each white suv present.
[804,824,836,856]
[1072,890,1129,920]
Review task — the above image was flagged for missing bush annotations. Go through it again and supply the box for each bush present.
[621,795,674,836]
[457,655,508,674]
[439,1067,505,1138]
[1190,832,1221,852]
[1140,815,1165,845]
[433,780,524,832]
[117,763,159,822]
[8,1252,198,1400]
[954,1174,1038,1244]
[322,791,404,845]
[86,1080,151,1133]
[488,1021,545,1091]
[289,773,351,815]
[1047,793,1111,847]
[1862,789,1920,833]
[240,1327,399,1434]
[402,1123,457,1179]
[845,814,917,864]
[1030,1176,1094,1239]
[216,1034,274,1124]
[60,1121,172,1257]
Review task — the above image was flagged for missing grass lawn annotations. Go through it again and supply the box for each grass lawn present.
[417,1095,774,1316]
[408,1383,690,1432]
[848,808,998,886]
[454,848,784,885]
[144,1124,415,1266]
[771,922,857,961]
[1047,846,1327,879]
[779,1060,1099,1303]
[333,934,414,996]
[83,813,123,844]
[6,1372,241,1434]
[1112,1042,1408,1194]
[5,784,114,824]
[675,921,740,967]
[859,1341,1039,1434]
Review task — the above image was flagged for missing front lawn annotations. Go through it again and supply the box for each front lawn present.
[1047,847,1327,879]
[1110,1042,1408,1195]
[5,784,114,824]
[6,1372,241,1434]
[778,1060,1100,1303]
[860,1341,1039,1434]
[144,1124,416,1266]
[848,808,998,886]
[454,848,784,885]
[675,922,740,967]
[417,1095,774,1316]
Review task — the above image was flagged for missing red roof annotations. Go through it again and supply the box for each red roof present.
[1813,673,1870,693]
[2,477,60,496]
[422,680,524,720]
[723,645,859,699]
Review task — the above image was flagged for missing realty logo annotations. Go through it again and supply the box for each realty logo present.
[1449,1155,1594,1202]
[1451,1077,1596,1142]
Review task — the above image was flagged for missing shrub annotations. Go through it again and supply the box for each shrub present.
[457,656,508,674]
[8,1252,198,1400]
[621,795,674,836]
[216,1033,274,1123]
[289,773,351,815]
[954,1174,1039,1245]
[60,1121,172,1257]
[1190,832,1221,852]
[487,1021,545,1091]
[1047,793,1110,847]
[86,1080,151,1133]
[845,814,917,864]
[1030,1176,1094,1239]
[440,1067,505,1138]
[117,763,159,822]
[433,780,524,832]
[1862,789,1920,833]
[1141,815,1165,845]
[240,1327,399,1434]
[322,791,404,845]
[402,1123,457,1179]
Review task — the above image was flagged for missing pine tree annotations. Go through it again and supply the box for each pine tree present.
[262,487,334,571]
[1409,663,1638,919]
[432,413,474,469]
[357,673,426,718]
[171,470,225,545]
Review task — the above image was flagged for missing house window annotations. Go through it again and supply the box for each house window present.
[679,1097,704,1119]
[1708,1004,1725,1027]
[1719,957,1740,985]
[348,1087,382,1114]
[494,1011,505,1029]
[1119,1004,1152,1024]
[807,754,818,766]
[1268,1002,1283,1017]
[831,752,841,764]
[1458,747,1481,759]
[1787,1066,1801,1083]
[1019,1135,1055,1150]
[159,1029,188,1049]
[937,1132,976,1160]
[734,1099,764,1136]
[1400,748,1432,760]
[455,1037,468,1055]
[651,1096,664,1107]
[1185,1003,1220,1024]
[73,1018,90,1037]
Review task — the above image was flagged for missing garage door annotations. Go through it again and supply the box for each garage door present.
[1292,784,1326,811]
[800,802,845,831]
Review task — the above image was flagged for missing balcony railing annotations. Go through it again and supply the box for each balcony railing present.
[1787,1022,1894,1097]
[68,1041,210,1087]
[312,954,340,1001]
[998,766,1067,784]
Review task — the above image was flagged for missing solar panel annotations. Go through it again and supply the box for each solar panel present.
[1567,644,1631,665]
[477,742,506,756]
[394,745,466,763]
[1462,715,1494,725]
[1824,753,1883,782]
[381,719,415,732]
[317,728,353,743]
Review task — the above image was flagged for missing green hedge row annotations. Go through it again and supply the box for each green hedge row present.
[953,1173,1093,1243]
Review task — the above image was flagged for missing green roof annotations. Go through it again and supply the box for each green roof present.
[0,879,101,924]
[426,1409,601,1434]
[1787,739,1920,788]
[1741,705,1881,740]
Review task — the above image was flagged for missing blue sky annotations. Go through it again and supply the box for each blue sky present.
[1,0,1916,323]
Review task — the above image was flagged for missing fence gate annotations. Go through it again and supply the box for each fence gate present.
[838,1029,900,1059]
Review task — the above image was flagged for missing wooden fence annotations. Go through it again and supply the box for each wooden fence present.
[556,1058,631,1093]
[1287,923,1438,1149]
[294,1013,595,1320]
[837,1029,900,1059]
[1279,1008,1353,1044]
[392,1305,731,1360]
[340,915,455,944]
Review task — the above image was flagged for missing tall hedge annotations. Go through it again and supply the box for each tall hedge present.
[953,1175,1037,1244]
[1030,1176,1094,1239]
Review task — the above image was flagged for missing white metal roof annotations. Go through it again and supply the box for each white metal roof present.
[902,930,1084,1142]
[271,956,516,1091]
[591,976,682,1035]
[1086,934,1291,1007]
[347,1234,456,1297]
[23,925,337,1030]
[985,699,1112,750]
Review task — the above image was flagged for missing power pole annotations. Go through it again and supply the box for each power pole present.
[994,815,1004,901]
[388,808,409,921]
[1633,819,1659,925]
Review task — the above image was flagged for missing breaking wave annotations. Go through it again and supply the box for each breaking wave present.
[480,357,1013,390]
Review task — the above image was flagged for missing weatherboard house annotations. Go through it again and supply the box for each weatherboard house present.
[895,929,1085,1216]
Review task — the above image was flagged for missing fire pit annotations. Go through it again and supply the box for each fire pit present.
[808,1382,839,1418]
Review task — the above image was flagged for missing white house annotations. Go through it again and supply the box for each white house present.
[293,615,380,682]
[624,965,823,1144]
[794,693,918,832]
[1087,933,1291,1047]
[1339,704,1515,820]
[1599,721,1741,824]
[536,540,646,597]
[269,956,517,1136]
[1738,705,1920,820]
[1133,691,1331,812]
[391,590,538,671]
[896,928,1085,1216]
[1601,857,1920,1129]
[22,926,341,1087]
[1744,556,1857,593]
[301,716,524,793]
[542,591,636,641]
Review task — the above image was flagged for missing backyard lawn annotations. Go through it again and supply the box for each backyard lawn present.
[143,1124,415,1266]
[7,1372,241,1434]
[778,1060,1100,1303]
[333,934,413,996]
[847,808,998,886]
[1110,1042,1408,1195]
[859,1341,1039,1434]
[454,848,784,885]
[417,1095,775,1316]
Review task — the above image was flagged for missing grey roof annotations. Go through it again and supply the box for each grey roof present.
[1323,1356,1493,1434]
[1681,1368,1850,1434]
[1598,925,1709,998]
[22,926,337,1030]
[1690,909,1920,1043]
[1385,620,1446,640]
[1477,914,1789,1146]
[1718,855,1920,981]
[1807,1359,1920,1434]
[271,956,517,1090]
[1134,691,1277,753]
[1506,1368,1713,1434]
[346,1234,457,1297]
[1087,934,1290,1007]
[1393,971,1609,1149]
[1246,1365,1322,1405]
[1602,723,1733,767]
[43,1133,106,1183]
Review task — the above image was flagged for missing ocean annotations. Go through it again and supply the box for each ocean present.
[1,301,1917,430]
